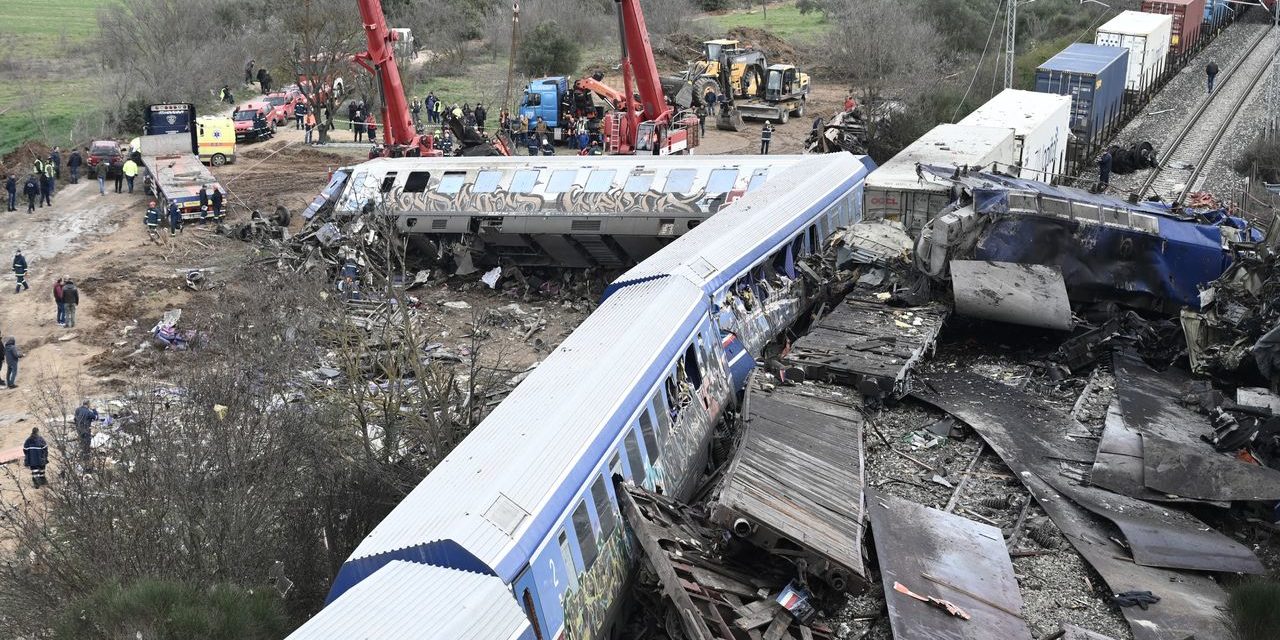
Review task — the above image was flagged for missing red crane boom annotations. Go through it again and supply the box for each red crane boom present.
[353,0,437,155]
[608,0,698,154]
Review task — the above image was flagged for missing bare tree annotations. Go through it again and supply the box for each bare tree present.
[819,0,942,99]
[266,0,367,143]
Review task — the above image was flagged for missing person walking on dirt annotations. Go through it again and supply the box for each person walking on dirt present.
[22,427,47,487]
[22,175,38,213]
[95,159,108,196]
[5,174,15,211]
[112,160,124,194]
[67,148,82,184]
[122,157,139,194]
[245,59,255,85]
[1205,61,1219,93]
[39,168,53,208]
[144,201,161,238]
[168,201,182,237]
[49,147,61,181]
[304,111,317,144]
[62,278,79,328]
[12,250,28,293]
[73,400,96,462]
[211,188,224,222]
[760,121,774,155]
[4,337,21,388]
[54,277,66,325]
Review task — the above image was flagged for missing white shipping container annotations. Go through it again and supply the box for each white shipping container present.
[864,124,1017,235]
[1095,10,1172,92]
[959,89,1072,182]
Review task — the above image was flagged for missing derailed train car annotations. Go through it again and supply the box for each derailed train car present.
[287,153,874,640]
[312,155,807,270]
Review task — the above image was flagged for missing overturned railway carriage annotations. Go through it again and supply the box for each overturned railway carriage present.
[288,154,874,640]
[325,155,805,269]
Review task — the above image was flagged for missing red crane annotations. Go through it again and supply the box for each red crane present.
[352,0,510,157]
[605,0,699,154]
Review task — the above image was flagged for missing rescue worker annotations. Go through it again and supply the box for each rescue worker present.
[411,97,422,126]
[73,400,96,463]
[67,148,82,184]
[144,200,161,235]
[431,97,444,124]
[304,110,317,144]
[22,427,47,487]
[62,278,79,328]
[369,145,381,160]
[54,277,65,325]
[112,156,125,193]
[696,104,707,136]
[244,58,255,85]
[760,121,774,155]
[844,95,856,112]
[474,103,487,131]
[1206,61,1219,93]
[354,109,365,142]
[22,175,38,213]
[210,187,224,222]
[39,165,53,207]
[426,92,438,123]
[49,147,61,181]
[366,114,378,142]
[198,185,210,223]
[347,100,359,131]
[122,156,139,194]
[32,157,44,178]
[588,140,603,156]
[168,201,183,237]
[3,337,20,388]
[1097,149,1113,192]
[295,100,308,130]
[339,254,359,300]
[12,249,28,293]
[4,174,15,211]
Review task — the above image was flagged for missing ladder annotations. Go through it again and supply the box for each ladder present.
[606,112,623,154]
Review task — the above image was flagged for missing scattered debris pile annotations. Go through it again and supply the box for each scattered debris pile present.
[805,111,868,155]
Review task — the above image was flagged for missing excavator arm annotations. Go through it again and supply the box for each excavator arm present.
[574,77,626,111]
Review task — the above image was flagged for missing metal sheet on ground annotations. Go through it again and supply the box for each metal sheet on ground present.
[1061,624,1120,640]
[785,299,948,398]
[1021,471,1231,640]
[711,384,867,585]
[866,488,1031,640]
[1112,352,1207,442]
[1091,400,1226,506]
[1142,432,1280,502]
[915,373,1261,574]
[950,260,1073,330]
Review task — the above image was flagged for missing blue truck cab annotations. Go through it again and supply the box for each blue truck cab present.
[519,76,569,137]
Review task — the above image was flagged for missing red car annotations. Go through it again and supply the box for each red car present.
[232,102,275,142]
[265,90,303,126]
[86,140,124,178]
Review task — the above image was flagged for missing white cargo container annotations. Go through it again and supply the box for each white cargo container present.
[864,124,1017,235]
[958,89,1071,182]
[1095,10,1172,92]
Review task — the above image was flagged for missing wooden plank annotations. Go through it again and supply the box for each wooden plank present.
[618,487,716,640]
[763,611,792,640]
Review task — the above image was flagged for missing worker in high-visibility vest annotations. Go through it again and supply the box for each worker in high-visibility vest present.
[122,158,139,194]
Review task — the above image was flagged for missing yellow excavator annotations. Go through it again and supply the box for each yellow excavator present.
[687,39,811,129]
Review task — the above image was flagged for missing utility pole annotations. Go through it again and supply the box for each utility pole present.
[503,2,520,115]
[1005,0,1016,88]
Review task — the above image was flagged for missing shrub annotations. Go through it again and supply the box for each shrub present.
[54,580,291,640]
[1234,136,1280,184]
[517,22,583,77]
[1224,579,1280,640]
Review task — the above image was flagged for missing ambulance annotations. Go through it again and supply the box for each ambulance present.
[196,116,236,166]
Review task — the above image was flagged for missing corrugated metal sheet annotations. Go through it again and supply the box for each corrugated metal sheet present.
[608,153,872,293]
[289,561,531,640]
[331,276,708,598]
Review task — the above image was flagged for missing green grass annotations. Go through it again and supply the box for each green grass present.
[0,0,110,156]
[704,1,831,41]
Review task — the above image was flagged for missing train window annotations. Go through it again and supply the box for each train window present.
[625,173,655,193]
[662,168,697,193]
[546,169,578,193]
[639,411,659,464]
[473,170,502,193]
[511,169,540,193]
[585,169,616,193]
[807,225,819,253]
[437,171,467,194]
[571,500,598,569]
[705,168,738,194]
[747,169,768,191]
[591,476,617,540]
[624,429,646,480]
[557,531,581,590]
[379,172,398,193]
[684,345,703,390]
[652,394,672,441]
[403,171,431,193]
[610,453,624,481]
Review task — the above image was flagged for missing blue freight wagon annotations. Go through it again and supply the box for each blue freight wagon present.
[1204,0,1231,27]
[1035,43,1129,143]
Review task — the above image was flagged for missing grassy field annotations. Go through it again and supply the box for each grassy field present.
[705,1,831,41]
[0,0,110,157]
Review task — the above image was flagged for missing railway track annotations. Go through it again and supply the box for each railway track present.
[1139,24,1279,202]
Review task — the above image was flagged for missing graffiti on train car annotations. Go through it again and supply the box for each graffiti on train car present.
[561,523,633,640]
[371,184,734,216]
